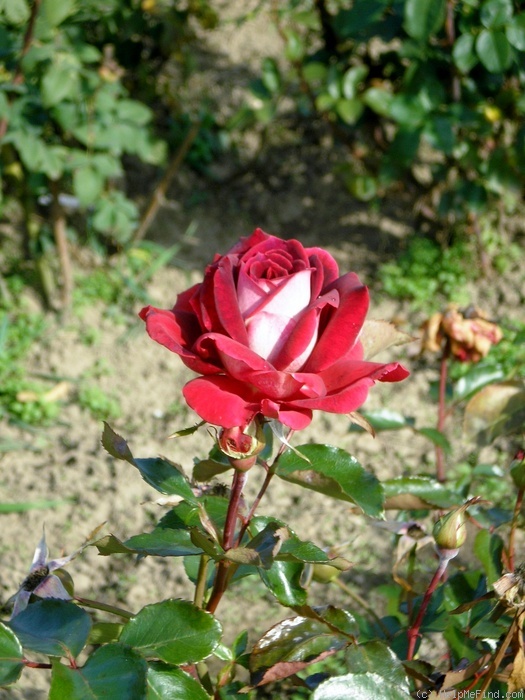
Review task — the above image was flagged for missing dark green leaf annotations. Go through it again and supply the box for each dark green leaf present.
[453,33,479,73]
[102,423,196,502]
[192,459,231,482]
[41,59,80,108]
[355,409,415,432]
[453,365,506,401]
[404,0,446,40]
[260,560,307,607]
[342,66,369,99]
[480,0,513,29]
[312,672,412,699]
[336,98,364,125]
[73,166,103,207]
[125,529,204,557]
[476,29,513,72]
[9,600,91,658]
[42,0,76,27]
[362,87,394,116]
[120,600,222,665]
[416,427,451,452]
[88,622,123,646]
[507,13,525,50]
[383,476,457,509]
[250,608,357,687]
[0,623,24,686]
[147,662,211,700]
[276,444,383,517]
[345,641,410,690]
[473,530,503,586]
[1,0,29,24]
[49,644,147,700]
[92,533,136,555]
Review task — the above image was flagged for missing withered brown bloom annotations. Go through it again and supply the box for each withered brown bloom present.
[420,304,502,363]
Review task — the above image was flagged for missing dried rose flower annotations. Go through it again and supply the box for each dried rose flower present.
[420,304,502,363]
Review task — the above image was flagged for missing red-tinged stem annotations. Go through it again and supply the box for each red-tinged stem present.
[436,345,450,482]
[508,488,524,572]
[24,660,52,669]
[206,470,247,614]
[406,552,455,661]
[236,433,293,545]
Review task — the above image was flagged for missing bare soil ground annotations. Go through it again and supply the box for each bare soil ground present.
[1,3,523,698]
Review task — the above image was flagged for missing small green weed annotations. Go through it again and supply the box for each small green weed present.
[379,237,470,308]
[78,385,121,421]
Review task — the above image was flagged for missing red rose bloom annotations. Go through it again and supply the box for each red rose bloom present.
[140,229,408,430]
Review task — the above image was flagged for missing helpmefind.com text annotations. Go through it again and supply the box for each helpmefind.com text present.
[416,691,525,699]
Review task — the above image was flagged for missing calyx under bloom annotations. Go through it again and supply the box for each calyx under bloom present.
[218,422,266,471]
[140,229,409,430]
[420,304,502,363]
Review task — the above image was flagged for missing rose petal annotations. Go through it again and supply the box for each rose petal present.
[268,306,322,372]
[305,273,369,372]
[183,376,259,428]
[140,306,221,375]
[213,256,249,343]
[260,398,313,429]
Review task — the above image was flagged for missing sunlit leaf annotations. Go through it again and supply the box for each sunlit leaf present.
[383,476,458,510]
[359,320,414,360]
[453,364,505,401]
[49,644,147,699]
[473,530,503,586]
[102,423,196,502]
[476,29,513,72]
[249,608,357,687]
[147,662,211,700]
[463,381,525,446]
[404,0,446,41]
[276,444,383,517]
[120,600,222,665]
[312,671,412,699]
[9,600,91,658]
[260,560,307,607]
[0,624,24,686]
[355,409,415,432]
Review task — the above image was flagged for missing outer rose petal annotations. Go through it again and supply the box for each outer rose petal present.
[260,398,313,430]
[139,306,221,375]
[305,273,369,372]
[183,376,260,428]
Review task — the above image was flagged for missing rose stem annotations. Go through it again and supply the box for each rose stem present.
[436,345,450,483]
[406,553,453,661]
[75,596,134,620]
[194,554,211,608]
[236,466,275,545]
[236,435,292,545]
[508,488,524,572]
[206,470,247,614]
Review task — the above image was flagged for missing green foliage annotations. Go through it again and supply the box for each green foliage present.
[379,237,469,306]
[0,305,57,424]
[242,0,525,232]
[78,385,121,421]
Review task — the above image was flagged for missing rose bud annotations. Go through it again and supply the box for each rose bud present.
[218,421,266,471]
[433,507,467,554]
[140,229,408,431]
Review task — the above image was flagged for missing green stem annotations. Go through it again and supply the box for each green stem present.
[436,345,449,482]
[194,554,210,608]
[334,578,392,640]
[206,470,247,614]
[508,488,524,572]
[75,596,134,620]
[406,552,454,660]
